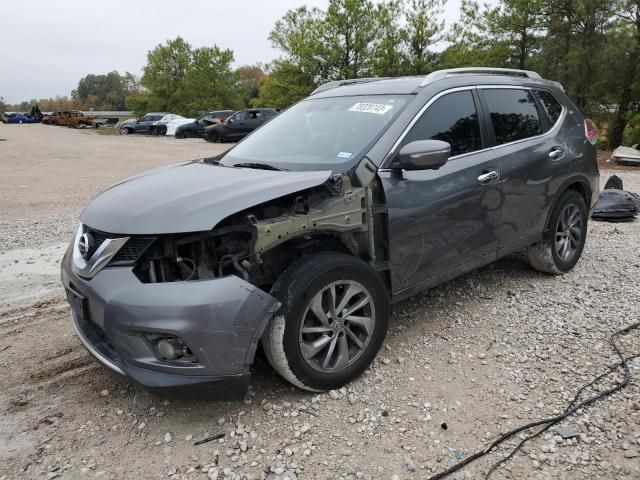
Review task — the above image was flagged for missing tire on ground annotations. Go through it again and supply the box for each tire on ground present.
[262,252,389,392]
[527,189,588,274]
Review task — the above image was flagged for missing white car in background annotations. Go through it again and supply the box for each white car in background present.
[165,117,195,136]
[152,114,185,136]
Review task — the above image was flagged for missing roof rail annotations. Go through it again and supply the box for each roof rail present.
[310,77,389,95]
[420,68,543,86]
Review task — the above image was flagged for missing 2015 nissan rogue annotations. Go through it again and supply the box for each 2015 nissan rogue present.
[61,68,599,399]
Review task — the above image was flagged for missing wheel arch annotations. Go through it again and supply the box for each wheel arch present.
[543,176,592,233]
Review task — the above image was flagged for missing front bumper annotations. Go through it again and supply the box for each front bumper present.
[61,244,279,400]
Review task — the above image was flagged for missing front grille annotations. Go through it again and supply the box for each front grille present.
[86,228,155,265]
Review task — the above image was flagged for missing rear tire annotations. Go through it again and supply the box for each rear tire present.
[527,190,588,274]
[262,252,389,392]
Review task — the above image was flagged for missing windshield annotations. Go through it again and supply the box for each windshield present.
[220,95,409,171]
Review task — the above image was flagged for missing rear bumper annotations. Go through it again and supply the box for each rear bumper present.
[61,244,278,400]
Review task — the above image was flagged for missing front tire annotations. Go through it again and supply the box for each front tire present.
[205,130,220,143]
[262,252,389,392]
[119,127,131,136]
[527,190,588,274]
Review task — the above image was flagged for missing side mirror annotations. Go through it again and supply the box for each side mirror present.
[397,140,451,171]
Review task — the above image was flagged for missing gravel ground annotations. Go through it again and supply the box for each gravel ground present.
[0,125,639,480]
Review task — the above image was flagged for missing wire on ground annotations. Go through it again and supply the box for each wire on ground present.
[427,321,640,480]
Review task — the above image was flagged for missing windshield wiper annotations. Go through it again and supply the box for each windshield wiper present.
[232,162,283,171]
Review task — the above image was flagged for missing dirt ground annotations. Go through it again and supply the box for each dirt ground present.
[0,124,639,480]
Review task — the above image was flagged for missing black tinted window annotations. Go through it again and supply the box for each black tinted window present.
[536,90,563,127]
[403,90,482,156]
[484,89,542,144]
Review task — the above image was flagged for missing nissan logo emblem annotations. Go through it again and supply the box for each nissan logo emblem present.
[78,233,95,260]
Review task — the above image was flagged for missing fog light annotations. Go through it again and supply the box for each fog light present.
[156,338,184,360]
[145,334,197,364]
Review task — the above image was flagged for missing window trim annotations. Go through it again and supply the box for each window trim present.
[477,85,566,150]
[381,86,491,168]
[533,89,564,132]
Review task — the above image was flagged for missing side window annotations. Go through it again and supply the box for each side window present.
[402,90,482,157]
[483,89,542,145]
[536,90,563,128]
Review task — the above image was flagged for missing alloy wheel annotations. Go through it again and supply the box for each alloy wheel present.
[555,203,583,262]
[298,280,375,373]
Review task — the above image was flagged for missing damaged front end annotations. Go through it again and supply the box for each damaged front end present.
[63,165,388,399]
[134,174,375,293]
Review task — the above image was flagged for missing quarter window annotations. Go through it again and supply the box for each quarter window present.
[483,89,542,145]
[536,90,563,127]
[402,90,482,157]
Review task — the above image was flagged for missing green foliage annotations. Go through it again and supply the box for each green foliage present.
[127,37,244,117]
[236,65,267,107]
[73,71,139,110]
[8,0,640,146]
[252,60,317,109]
[404,0,445,74]
[623,113,640,147]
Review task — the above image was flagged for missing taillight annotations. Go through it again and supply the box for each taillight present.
[585,119,598,145]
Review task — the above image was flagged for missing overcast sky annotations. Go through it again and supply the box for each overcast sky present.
[0,0,468,104]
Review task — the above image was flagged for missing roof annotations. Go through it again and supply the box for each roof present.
[310,68,562,98]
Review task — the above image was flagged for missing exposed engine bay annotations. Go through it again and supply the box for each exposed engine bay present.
[133,173,387,290]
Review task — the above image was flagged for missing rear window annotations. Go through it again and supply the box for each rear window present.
[536,90,563,127]
[483,89,542,145]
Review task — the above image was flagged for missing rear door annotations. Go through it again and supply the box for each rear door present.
[380,88,502,293]
[478,87,570,251]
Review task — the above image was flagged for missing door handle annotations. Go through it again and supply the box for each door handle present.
[478,170,500,184]
[549,147,564,159]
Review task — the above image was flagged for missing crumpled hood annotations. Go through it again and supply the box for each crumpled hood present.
[80,161,332,234]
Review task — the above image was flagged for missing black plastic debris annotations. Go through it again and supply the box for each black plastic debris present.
[591,176,640,222]
[604,175,623,190]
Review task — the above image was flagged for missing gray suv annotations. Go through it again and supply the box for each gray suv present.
[61,68,599,399]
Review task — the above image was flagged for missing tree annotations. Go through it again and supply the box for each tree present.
[127,38,245,116]
[404,0,445,74]
[372,0,408,76]
[236,65,267,107]
[607,1,640,148]
[140,37,193,113]
[320,0,379,79]
[455,0,546,69]
[252,60,316,109]
[73,71,140,110]
[178,46,242,116]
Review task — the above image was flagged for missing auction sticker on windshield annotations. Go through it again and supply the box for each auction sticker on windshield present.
[349,103,393,115]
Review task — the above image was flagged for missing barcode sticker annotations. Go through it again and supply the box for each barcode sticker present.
[348,103,393,115]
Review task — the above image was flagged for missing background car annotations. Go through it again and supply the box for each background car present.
[165,117,194,136]
[174,110,233,138]
[51,110,91,128]
[41,112,60,125]
[119,112,168,135]
[4,113,35,124]
[150,114,185,136]
[203,108,277,142]
[91,118,119,128]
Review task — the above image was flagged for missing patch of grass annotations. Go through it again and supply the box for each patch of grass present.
[93,128,119,136]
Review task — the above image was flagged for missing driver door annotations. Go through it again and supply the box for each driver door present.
[224,111,248,140]
[379,88,502,294]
